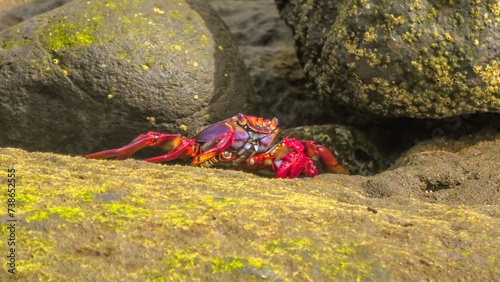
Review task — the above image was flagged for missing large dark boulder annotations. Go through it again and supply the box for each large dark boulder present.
[277,0,500,119]
[0,0,255,155]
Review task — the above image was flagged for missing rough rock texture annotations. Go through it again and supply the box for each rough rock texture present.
[277,0,500,119]
[209,0,337,127]
[0,0,73,30]
[0,0,255,155]
[367,129,500,205]
[0,136,499,280]
[0,0,21,31]
[280,125,385,176]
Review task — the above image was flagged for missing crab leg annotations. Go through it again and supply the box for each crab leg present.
[85,132,189,160]
[144,138,196,163]
[145,131,235,165]
[300,141,348,175]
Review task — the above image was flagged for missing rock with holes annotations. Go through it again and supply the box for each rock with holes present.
[362,129,500,205]
[277,0,500,119]
[0,0,255,155]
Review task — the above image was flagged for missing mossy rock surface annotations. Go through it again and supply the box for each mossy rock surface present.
[0,0,254,155]
[0,134,499,280]
[277,0,500,119]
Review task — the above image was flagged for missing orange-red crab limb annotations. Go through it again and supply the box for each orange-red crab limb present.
[84,131,235,165]
[85,113,348,178]
[245,137,348,178]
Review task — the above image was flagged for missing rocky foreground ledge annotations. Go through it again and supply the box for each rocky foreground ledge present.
[0,141,499,280]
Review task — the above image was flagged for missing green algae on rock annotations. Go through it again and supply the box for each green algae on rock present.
[0,0,255,156]
[0,141,499,280]
[277,0,500,119]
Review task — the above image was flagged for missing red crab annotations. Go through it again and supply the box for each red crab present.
[85,114,348,178]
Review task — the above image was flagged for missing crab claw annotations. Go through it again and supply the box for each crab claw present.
[276,150,318,178]
[301,141,348,175]
[275,137,318,178]
[85,132,185,160]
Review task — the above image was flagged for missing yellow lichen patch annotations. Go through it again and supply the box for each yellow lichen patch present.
[104,203,151,217]
[427,7,437,19]
[489,2,500,18]
[153,7,165,14]
[15,237,54,274]
[366,51,381,68]
[444,32,455,42]
[179,124,188,131]
[402,31,417,44]
[48,206,84,222]
[146,116,156,124]
[163,203,204,230]
[363,27,377,44]
[385,14,405,30]
[344,40,358,55]
[265,237,313,256]
[15,192,39,209]
[411,60,424,72]
[164,247,201,271]
[475,59,500,86]
[210,257,245,273]
[26,211,50,222]
[200,34,210,44]
[413,0,422,11]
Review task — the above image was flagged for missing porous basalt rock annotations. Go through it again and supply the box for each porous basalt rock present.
[277,0,500,119]
[0,0,255,155]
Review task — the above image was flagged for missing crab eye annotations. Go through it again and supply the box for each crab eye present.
[220,151,233,161]
[271,118,278,129]
[151,133,159,143]
[237,113,246,126]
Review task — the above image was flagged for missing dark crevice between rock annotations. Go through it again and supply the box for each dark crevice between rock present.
[349,112,500,175]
